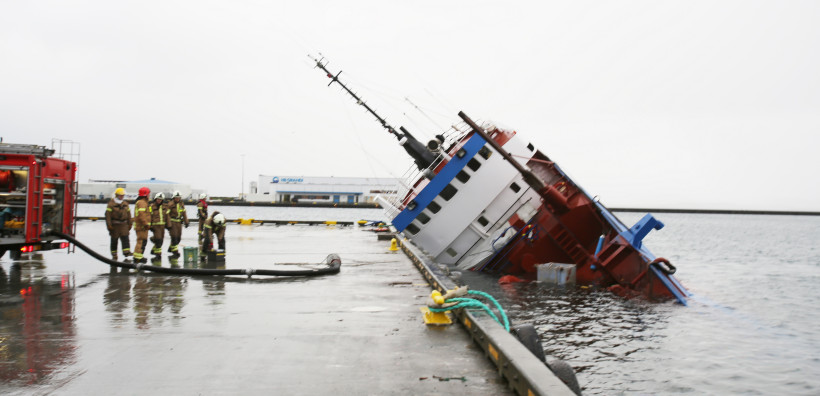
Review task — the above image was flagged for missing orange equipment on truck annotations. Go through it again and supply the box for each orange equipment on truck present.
[0,142,76,260]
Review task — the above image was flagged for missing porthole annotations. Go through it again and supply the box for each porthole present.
[510,182,521,193]
[427,201,441,213]
[479,146,492,160]
[417,212,431,224]
[477,216,489,227]
[455,170,470,183]
[467,158,481,172]
[405,223,420,235]
[446,248,458,257]
[439,184,458,201]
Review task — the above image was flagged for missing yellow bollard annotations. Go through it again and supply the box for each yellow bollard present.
[389,238,399,251]
[420,306,452,326]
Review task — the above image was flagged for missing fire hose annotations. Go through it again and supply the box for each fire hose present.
[48,231,341,278]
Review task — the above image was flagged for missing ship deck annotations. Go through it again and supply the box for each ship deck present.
[0,221,512,395]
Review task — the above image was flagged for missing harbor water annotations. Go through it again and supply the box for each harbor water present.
[5,204,820,394]
[460,212,820,395]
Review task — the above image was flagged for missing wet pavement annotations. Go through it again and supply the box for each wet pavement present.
[0,221,511,395]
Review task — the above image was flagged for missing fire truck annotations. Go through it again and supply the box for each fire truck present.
[0,142,76,260]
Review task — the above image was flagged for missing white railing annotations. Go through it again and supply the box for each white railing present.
[381,121,480,220]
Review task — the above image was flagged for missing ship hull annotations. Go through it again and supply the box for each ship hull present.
[386,122,689,304]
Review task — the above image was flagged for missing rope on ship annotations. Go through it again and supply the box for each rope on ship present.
[48,231,341,278]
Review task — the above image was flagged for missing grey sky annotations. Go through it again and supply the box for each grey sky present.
[2,1,818,211]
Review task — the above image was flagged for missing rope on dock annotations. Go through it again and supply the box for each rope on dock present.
[428,287,510,332]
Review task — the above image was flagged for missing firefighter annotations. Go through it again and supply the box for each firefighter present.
[202,212,226,254]
[166,191,189,258]
[105,188,133,260]
[149,192,170,259]
[196,193,208,252]
[133,187,151,263]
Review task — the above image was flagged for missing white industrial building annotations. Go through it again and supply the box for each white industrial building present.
[79,178,205,200]
[247,175,399,204]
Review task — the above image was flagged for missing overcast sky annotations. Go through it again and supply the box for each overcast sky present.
[2,1,818,211]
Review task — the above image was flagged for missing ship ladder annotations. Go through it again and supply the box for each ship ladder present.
[544,222,625,287]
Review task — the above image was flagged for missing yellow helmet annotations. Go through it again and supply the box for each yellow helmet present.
[114,188,126,196]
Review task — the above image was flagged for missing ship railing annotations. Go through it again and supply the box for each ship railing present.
[382,121,478,220]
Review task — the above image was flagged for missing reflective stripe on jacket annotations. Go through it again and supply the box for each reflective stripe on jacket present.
[134,198,151,230]
[149,201,168,226]
[167,201,188,224]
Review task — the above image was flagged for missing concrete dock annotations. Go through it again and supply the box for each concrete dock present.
[0,221,513,395]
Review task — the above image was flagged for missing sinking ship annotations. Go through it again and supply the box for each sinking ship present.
[314,59,689,305]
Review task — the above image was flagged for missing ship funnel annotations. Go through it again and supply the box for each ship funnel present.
[399,127,436,170]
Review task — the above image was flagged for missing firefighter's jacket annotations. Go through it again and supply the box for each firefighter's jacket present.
[133,197,151,231]
[149,200,170,227]
[197,200,208,221]
[202,215,226,246]
[105,198,132,230]
[167,200,189,226]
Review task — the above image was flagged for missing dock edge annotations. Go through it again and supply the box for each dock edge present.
[398,235,578,396]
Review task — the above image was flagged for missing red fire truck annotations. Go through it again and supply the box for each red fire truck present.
[0,142,76,260]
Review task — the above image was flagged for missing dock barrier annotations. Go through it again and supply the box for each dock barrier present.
[398,237,578,395]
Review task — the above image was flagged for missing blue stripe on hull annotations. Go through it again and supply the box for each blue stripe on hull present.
[393,134,487,231]
[650,265,688,305]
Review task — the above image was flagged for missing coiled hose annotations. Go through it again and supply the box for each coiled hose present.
[49,231,341,278]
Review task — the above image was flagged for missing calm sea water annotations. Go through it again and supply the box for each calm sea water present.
[461,212,820,395]
[77,204,820,394]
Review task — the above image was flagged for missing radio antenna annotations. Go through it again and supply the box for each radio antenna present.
[311,55,436,171]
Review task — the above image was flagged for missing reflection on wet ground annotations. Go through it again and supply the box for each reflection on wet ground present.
[0,256,76,387]
[104,271,188,330]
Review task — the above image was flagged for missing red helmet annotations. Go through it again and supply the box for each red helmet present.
[138,187,150,197]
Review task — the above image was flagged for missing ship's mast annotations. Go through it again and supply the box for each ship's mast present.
[312,57,436,171]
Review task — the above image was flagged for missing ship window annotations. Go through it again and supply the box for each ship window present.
[439,184,458,201]
[479,146,492,160]
[477,216,489,227]
[510,182,521,193]
[467,158,481,172]
[416,212,431,224]
[405,223,420,235]
[445,248,458,257]
[455,170,470,183]
[527,143,534,151]
[427,201,441,214]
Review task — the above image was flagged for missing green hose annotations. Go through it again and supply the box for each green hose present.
[468,290,510,332]
[429,290,510,332]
